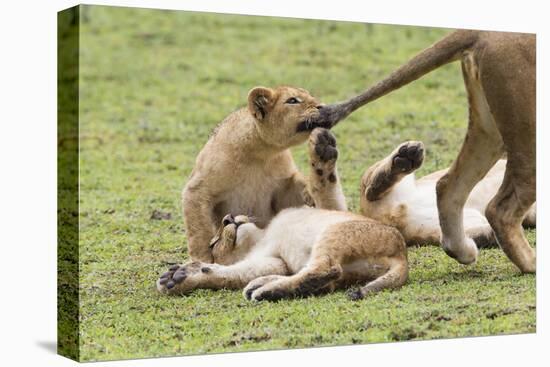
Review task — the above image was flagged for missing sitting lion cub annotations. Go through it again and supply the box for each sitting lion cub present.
[182,86,344,263]
[157,208,408,301]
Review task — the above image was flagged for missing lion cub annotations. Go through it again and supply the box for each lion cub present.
[157,208,407,301]
[183,86,344,263]
[359,141,536,247]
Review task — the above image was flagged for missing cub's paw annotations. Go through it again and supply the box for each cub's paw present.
[391,141,424,174]
[347,288,365,301]
[156,262,206,295]
[466,226,498,249]
[243,275,286,300]
[309,128,339,185]
[309,128,338,163]
[249,280,293,302]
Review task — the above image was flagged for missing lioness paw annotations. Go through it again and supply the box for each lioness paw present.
[391,141,424,173]
[441,235,479,265]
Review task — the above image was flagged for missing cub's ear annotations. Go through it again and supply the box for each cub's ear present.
[248,87,275,121]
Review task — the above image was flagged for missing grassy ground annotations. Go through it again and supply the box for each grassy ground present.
[72,5,535,362]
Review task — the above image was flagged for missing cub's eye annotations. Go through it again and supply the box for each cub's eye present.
[285,97,301,104]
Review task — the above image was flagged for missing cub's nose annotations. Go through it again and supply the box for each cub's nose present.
[222,214,235,226]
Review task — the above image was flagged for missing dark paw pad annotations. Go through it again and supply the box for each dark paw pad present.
[313,129,338,162]
[173,269,187,283]
[347,288,364,301]
[158,265,187,288]
[254,289,288,302]
[393,142,424,172]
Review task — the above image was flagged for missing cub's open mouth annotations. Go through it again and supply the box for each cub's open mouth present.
[296,119,326,133]
[296,103,350,133]
[296,108,339,133]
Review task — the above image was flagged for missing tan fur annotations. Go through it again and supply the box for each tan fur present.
[183,86,345,263]
[313,30,536,273]
[157,207,407,301]
[360,142,536,248]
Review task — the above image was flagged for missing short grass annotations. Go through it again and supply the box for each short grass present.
[72,5,535,362]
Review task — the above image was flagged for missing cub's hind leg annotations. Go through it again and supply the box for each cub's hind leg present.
[243,275,287,300]
[248,263,343,302]
[362,141,424,202]
[486,161,536,273]
[348,260,408,300]
[463,209,498,249]
[249,220,407,302]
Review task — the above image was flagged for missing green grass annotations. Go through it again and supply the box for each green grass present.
[69,5,536,362]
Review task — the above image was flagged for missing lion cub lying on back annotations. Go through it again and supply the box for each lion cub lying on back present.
[157,208,407,301]
[360,141,536,247]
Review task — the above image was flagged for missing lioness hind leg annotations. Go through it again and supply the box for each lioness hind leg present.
[347,261,408,300]
[479,40,536,273]
[486,162,536,273]
[436,53,503,265]
[307,128,347,211]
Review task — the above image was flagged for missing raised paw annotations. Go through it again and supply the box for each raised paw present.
[391,141,424,174]
[243,275,286,300]
[156,261,206,295]
[309,128,338,163]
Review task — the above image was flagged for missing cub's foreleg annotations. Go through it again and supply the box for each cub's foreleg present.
[182,184,217,263]
[362,141,424,201]
[306,128,347,211]
[156,256,288,296]
[271,171,315,212]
